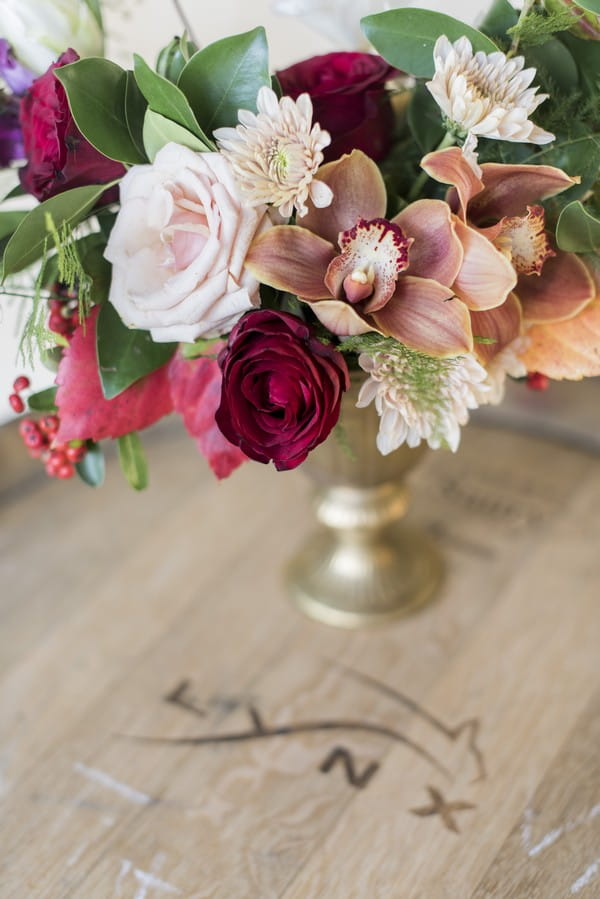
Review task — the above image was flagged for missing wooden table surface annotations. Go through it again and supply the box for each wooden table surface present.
[0,407,599,898]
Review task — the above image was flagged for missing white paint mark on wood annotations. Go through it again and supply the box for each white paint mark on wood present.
[115,856,182,899]
[522,803,600,859]
[570,858,600,895]
[74,762,153,805]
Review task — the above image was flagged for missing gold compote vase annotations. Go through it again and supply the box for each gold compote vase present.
[287,373,444,628]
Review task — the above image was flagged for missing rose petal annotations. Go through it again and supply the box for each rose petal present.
[452,217,517,311]
[470,293,523,365]
[372,276,473,357]
[518,251,595,323]
[245,225,335,299]
[521,300,600,379]
[393,199,463,286]
[300,149,387,245]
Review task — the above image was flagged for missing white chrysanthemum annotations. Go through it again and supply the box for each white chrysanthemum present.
[476,337,530,406]
[426,35,554,173]
[357,346,489,454]
[214,86,333,218]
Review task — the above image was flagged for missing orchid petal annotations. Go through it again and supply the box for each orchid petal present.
[372,276,473,357]
[452,218,517,311]
[521,300,600,379]
[246,226,335,300]
[308,299,374,337]
[468,163,579,222]
[421,147,484,221]
[518,251,595,323]
[393,199,463,287]
[301,150,387,246]
[470,293,522,365]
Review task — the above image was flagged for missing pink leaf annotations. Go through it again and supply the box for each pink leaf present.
[55,307,174,442]
[168,351,247,480]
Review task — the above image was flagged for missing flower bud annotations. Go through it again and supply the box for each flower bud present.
[0,0,104,75]
[544,0,600,40]
[156,34,198,83]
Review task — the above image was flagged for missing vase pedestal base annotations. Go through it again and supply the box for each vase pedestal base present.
[287,519,443,629]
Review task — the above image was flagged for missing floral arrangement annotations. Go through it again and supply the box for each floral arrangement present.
[1,0,599,488]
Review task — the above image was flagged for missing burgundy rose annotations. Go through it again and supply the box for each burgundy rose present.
[277,52,397,163]
[216,309,349,471]
[19,49,125,201]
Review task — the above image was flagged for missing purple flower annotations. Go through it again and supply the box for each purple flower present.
[0,39,34,95]
[0,93,24,165]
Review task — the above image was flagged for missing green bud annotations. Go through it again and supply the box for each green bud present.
[544,0,600,40]
[156,34,199,83]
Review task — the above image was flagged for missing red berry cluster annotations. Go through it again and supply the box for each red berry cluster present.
[527,372,550,391]
[10,375,87,480]
[48,283,80,339]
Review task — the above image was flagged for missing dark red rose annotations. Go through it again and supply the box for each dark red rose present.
[216,309,349,471]
[277,52,397,163]
[19,49,125,201]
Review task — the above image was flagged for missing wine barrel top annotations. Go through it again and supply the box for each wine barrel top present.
[0,390,599,898]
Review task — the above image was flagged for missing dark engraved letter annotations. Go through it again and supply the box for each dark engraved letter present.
[319,746,380,789]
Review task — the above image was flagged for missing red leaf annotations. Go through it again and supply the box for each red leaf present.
[55,307,173,442]
[168,351,247,480]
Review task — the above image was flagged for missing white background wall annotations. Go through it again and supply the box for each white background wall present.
[0,0,486,422]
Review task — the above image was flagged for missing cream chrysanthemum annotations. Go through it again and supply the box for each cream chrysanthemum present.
[357,343,489,454]
[426,35,554,174]
[214,86,333,218]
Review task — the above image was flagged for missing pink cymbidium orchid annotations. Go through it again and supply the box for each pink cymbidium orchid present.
[421,147,596,367]
[246,150,516,357]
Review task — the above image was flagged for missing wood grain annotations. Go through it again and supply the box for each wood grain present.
[0,417,598,898]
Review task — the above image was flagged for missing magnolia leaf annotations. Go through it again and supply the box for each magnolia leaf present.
[556,202,600,253]
[117,432,149,491]
[142,109,208,161]
[169,352,247,480]
[56,59,145,163]
[27,386,58,412]
[96,301,177,399]
[178,27,270,133]
[124,70,148,161]
[56,307,173,442]
[361,9,498,78]
[133,54,213,147]
[76,441,105,487]
[2,183,115,278]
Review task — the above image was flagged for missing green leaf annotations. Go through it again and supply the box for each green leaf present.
[524,39,579,93]
[560,33,600,96]
[2,183,115,278]
[407,82,445,153]
[27,386,58,413]
[576,0,600,12]
[178,27,270,133]
[77,234,112,303]
[142,109,209,161]
[117,432,148,490]
[56,59,146,164]
[124,70,148,160]
[0,211,27,241]
[133,54,213,147]
[180,337,222,359]
[361,9,498,78]
[82,0,103,29]
[478,0,518,39]
[556,201,600,252]
[522,127,600,201]
[96,301,177,399]
[76,441,105,487]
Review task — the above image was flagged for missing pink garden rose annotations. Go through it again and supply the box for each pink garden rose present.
[19,49,124,201]
[215,309,349,470]
[277,52,397,162]
[104,143,271,343]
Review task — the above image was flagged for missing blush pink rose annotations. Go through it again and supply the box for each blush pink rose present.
[104,142,270,343]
